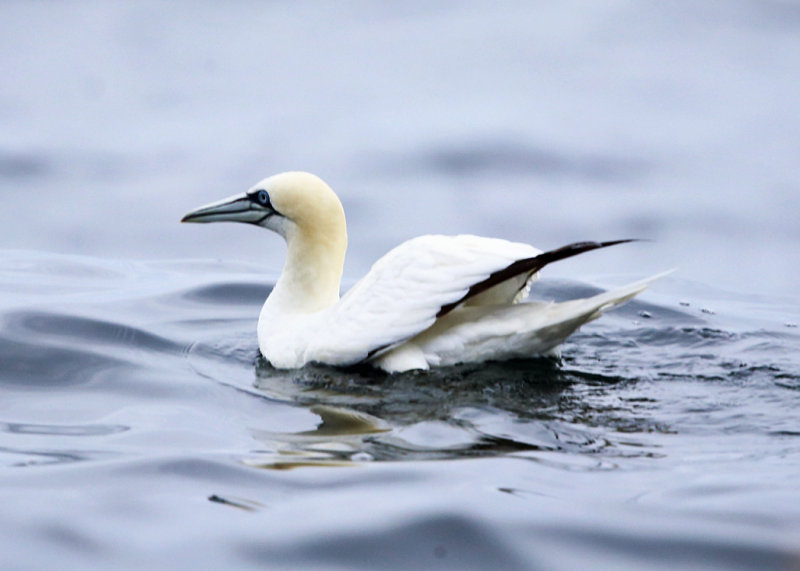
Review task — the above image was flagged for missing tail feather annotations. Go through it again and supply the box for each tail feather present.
[519,270,675,353]
[395,270,673,370]
[563,269,674,322]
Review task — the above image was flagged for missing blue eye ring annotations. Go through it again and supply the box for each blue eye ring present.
[256,190,270,206]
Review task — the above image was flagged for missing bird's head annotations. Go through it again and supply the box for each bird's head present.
[181,171,346,242]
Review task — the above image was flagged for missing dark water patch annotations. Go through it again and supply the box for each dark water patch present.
[38,522,103,555]
[405,139,650,183]
[0,152,50,179]
[531,522,792,571]
[242,512,530,571]
[0,336,125,389]
[178,282,271,306]
[0,150,138,183]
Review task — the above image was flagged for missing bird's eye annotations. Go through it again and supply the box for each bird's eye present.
[256,190,270,206]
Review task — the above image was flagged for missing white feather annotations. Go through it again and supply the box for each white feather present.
[306,235,541,364]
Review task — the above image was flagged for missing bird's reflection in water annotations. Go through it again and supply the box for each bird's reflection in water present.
[247,355,643,469]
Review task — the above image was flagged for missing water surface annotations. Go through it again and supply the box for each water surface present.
[1,252,798,569]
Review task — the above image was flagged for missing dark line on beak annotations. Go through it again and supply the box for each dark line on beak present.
[181,208,253,223]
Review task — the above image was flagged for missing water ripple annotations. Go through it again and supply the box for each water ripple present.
[0,422,129,437]
[2,310,184,355]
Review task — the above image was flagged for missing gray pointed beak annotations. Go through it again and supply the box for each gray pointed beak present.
[181,193,273,225]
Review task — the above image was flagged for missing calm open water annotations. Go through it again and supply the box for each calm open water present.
[2,2,800,569]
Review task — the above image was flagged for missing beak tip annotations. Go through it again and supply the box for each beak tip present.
[180,211,208,224]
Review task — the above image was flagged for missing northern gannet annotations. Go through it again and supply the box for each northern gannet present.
[182,171,662,373]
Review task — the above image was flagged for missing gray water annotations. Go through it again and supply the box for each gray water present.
[2,2,800,569]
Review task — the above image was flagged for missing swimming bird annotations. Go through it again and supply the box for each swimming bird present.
[182,171,662,373]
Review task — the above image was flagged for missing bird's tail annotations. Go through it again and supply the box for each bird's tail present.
[518,269,675,355]
[558,269,674,323]
[409,270,673,369]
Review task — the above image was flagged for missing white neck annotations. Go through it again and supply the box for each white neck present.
[265,220,347,314]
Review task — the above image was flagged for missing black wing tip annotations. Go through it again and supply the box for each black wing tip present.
[532,238,642,264]
[558,238,641,251]
[599,238,637,247]
[598,238,650,247]
[435,238,646,319]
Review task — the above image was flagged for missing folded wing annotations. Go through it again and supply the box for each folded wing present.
[306,235,633,365]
